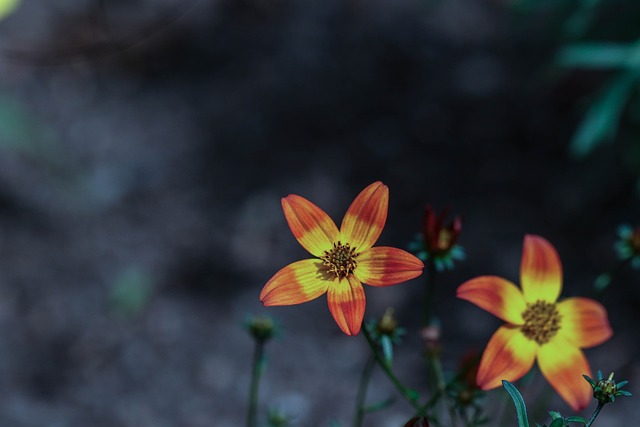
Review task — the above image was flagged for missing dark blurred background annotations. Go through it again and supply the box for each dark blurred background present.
[0,0,638,426]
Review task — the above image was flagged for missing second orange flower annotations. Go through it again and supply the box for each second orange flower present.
[260,181,424,335]
[457,235,613,411]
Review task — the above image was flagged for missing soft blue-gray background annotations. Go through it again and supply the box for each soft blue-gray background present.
[0,0,637,426]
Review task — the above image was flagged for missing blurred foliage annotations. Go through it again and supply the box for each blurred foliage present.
[109,266,154,317]
[514,0,640,191]
[0,96,72,175]
[0,0,19,21]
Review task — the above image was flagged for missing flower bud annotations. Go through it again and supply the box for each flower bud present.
[246,315,277,342]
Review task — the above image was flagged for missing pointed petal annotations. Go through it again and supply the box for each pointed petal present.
[520,235,562,303]
[327,275,366,335]
[282,195,339,258]
[260,259,329,306]
[457,276,526,325]
[538,336,592,411]
[340,182,388,251]
[354,247,424,287]
[556,297,613,348]
[476,325,538,390]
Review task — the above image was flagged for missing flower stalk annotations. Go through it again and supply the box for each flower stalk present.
[362,325,423,412]
[247,338,266,427]
[352,354,376,427]
[245,316,277,427]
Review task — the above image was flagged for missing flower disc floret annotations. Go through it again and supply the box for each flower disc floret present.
[322,241,359,279]
[520,300,561,345]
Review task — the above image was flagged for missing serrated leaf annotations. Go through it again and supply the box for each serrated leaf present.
[503,380,530,427]
[565,416,587,424]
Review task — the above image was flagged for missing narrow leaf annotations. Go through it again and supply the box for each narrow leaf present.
[381,335,393,366]
[569,71,638,159]
[363,397,395,413]
[503,380,530,427]
[557,43,632,69]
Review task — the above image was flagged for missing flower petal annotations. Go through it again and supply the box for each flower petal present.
[520,234,562,303]
[340,182,388,251]
[282,194,339,258]
[327,275,366,335]
[457,276,526,325]
[537,335,592,411]
[260,259,329,306]
[476,325,538,390]
[556,297,613,348]
[355,247,424,287]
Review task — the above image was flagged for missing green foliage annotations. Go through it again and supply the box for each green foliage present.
[515,0,640,189]
[536,411,587,426]
[567,71,638,159]
[503,380,530,427]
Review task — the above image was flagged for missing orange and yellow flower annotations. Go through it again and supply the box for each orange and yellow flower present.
[260,181,424,336]
[457,235,612,411]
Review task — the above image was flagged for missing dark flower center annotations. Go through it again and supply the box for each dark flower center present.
[436,229,454,251]
[520,300,562,345]
[321,241,358,279]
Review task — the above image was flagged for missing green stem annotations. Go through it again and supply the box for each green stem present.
[352,354,376,427]
[421,262,459,426]
[362,326,423,412]
[247,339,266,427]
[427,354,458,427]
[585,402,605,427]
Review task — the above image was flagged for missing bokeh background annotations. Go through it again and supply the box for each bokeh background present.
[0,0,638,426]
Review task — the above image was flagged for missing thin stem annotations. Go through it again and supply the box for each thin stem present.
[352,353,376,427]
[585,402,605,427]
[423,262,437,325]
[247,339,266,427]
[422,262,458,426]
[362,326,423,412]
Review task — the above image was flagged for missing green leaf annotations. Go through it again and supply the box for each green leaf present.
[381,335,393,366]
[549,419,565,427]
[363,397,395,413]
[569,71,639,159]
[565,416,587,424]
[503,380,530,427]
[557,44,632,69]
[557,40,640,70]
[406,388,420,402]
[548,411,562,419]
